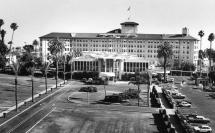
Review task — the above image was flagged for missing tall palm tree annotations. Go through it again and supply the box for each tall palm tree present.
[10,59,21,111]
[198,30,204,76]
[0,19,4,31]
[208,33,214,83]
[157,42,173,82]
[48,38,64,89]
[9,23,18,52]
[198,30,205,50]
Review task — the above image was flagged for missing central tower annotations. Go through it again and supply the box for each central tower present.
[120,21,139,34]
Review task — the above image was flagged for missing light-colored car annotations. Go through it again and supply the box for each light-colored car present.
[177,101,191,107]
[187,115,210,124]
[193,125,212,133]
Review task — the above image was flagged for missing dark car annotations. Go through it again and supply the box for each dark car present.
[209,93,215,98]
[79,86,97,92]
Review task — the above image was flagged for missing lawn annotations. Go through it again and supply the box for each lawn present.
[0,73,61,112]
[68,81,149,106]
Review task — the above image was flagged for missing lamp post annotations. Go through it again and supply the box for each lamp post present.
[136,72,141,107]
[63,54,66,84]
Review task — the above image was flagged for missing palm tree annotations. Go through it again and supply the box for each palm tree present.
[157,42,173,82]
[9,23,18,52]
[198,30,204,77]
[48,38,64,89]
[42,61,51,93]
[208,33,214,83]
[0,19,4,31]
[198,30,204,50]
[20,50,36,102]
[10,59,21,111]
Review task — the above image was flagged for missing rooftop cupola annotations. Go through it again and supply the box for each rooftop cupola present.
[120,21,139,34]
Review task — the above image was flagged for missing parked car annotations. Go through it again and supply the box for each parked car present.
[79,86,97,92]
[172,93,186,99]
[167,78,174,83]
[193,125,212,133]
[208,93,215,98]
[176,101,191,107]
[81,78,87,83]
[187,115,210,124]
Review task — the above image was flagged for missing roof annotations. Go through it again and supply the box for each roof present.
[120,21,139,26]
[39,32,72,38]
[40,32,198,40]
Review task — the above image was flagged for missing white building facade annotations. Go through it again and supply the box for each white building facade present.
[39,21,199,78]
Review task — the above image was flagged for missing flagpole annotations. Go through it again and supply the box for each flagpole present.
[127,6,131,21]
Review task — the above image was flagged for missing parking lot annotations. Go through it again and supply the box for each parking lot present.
[172,76,215,132]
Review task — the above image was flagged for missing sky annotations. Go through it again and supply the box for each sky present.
[0,0,215,50]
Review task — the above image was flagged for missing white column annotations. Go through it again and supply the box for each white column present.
[89,61,91,71]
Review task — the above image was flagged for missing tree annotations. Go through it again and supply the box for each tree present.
[208,33,214,83]
[23,45,34,53]
[41,61,51,93]
[198,30,204,50]
[0,19,8,69]
[128,70,152,106]
[32,39,39,47]
[198,30,205,76]
[9,23,18,52]
[157,42,173,82]
[20,45,40,102]
[48,38,64,89]
[0,19,4,31]
[204,48,215,62]
[181,62,196,71]
[1,29,6,43]
[10,59,21,111]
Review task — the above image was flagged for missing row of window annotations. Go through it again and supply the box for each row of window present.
[73,39,193,44]
[72,43,191,50]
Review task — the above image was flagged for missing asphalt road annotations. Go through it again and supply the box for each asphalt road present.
[175,82,215,132]
[0,82,72,133]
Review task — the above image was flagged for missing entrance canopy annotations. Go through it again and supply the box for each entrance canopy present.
[99,72,115,77]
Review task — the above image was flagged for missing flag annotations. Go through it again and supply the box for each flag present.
[127,6,131,11]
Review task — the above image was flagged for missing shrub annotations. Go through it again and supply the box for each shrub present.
[72,71,99,80]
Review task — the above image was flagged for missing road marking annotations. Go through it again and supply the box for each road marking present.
[0,82,66,128]
[25,107,55,133]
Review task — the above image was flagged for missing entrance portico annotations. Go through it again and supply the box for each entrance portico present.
[72,51,149,79]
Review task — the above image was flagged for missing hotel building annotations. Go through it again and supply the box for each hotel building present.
[39,21,199,79]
